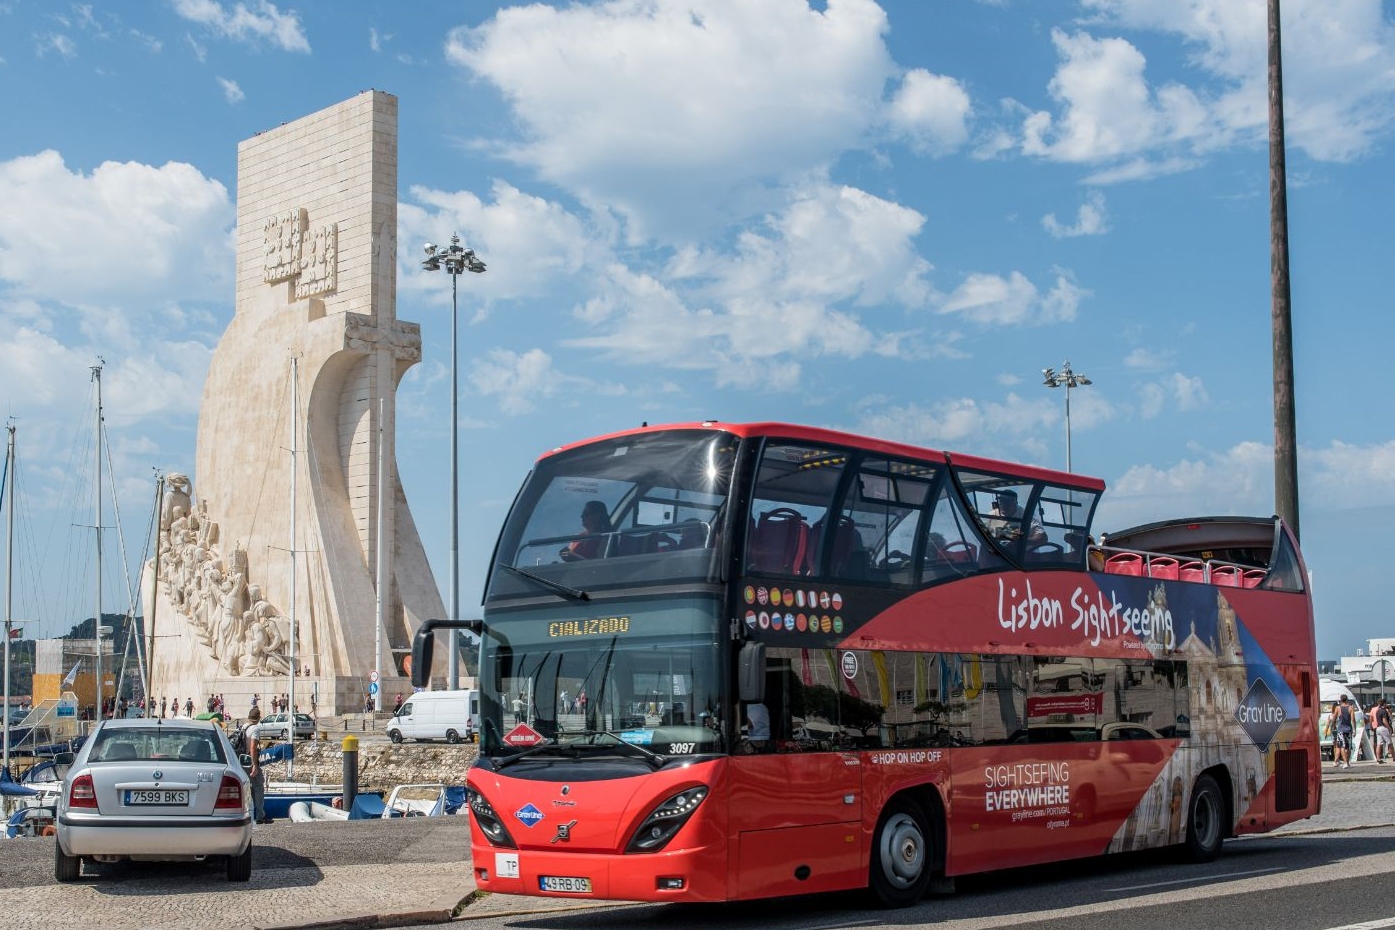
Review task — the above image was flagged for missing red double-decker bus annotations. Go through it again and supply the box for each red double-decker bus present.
[413,421,1319,907]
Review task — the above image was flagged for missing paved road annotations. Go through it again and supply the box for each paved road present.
[0,764,1389,930]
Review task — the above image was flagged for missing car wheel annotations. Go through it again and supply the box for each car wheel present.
[446,729,461,744]
[227,843,252,882]
[1184,774,1226,862]
[388,729,402,744]
[55,840,81,882]
[869,797,933,908]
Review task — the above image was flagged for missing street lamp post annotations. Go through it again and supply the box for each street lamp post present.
[1042,361,1092,473]
[422,235,486,690]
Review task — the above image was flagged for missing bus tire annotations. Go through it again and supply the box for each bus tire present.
[869,797,933,908]
[1184,774,1225,862]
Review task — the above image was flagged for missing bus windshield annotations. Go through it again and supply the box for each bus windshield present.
[488,429,737,599]
[483,626,725,759]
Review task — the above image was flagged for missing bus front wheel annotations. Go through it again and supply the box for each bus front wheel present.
[869,798,933,908]
[1184,774,1225,862]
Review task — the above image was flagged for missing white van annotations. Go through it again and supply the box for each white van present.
[386,689,479,744]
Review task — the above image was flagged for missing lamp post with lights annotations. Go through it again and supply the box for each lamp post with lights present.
[422,235,486,690]
[1042,361,1092,474]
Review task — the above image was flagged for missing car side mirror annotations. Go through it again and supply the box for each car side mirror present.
[239,753,252,769]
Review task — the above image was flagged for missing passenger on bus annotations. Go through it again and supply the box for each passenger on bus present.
[559,500,613,561]
[984,490,1046,546]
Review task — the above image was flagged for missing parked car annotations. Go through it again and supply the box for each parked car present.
[54,718,253,882]
[251,712,315,742]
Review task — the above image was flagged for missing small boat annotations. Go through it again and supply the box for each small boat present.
[345,784,465,819]
[5,804,56,838]
[287,799,348,822]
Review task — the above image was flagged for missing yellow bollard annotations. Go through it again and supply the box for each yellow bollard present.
[342,735,360,808]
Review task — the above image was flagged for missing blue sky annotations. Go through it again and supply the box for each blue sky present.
[1,0,1391,660]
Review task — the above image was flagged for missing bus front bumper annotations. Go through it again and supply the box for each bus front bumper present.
[472,844,728,903]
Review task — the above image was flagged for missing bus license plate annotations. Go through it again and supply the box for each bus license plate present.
[125,789,189,805]
[539,875,592,893]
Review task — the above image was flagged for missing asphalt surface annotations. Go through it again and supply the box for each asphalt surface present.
[0,759,1389,930]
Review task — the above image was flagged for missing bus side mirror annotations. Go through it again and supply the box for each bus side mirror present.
[411,618,483,689]
[738,641,766,703]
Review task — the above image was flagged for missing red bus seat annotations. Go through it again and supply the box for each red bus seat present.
[1242,569,1266,588]
[748,508,809,574]
[1211,565,1242,587]
[808,516,866,576]
[1104,553,1144,576]
[1146,556,1179,580]
[1178,561,1206,582]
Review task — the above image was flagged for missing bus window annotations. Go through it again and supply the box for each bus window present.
[1025,657,1101,743]
[830,457,936,586]
[923,485,1006,583]
[746,443,846,576]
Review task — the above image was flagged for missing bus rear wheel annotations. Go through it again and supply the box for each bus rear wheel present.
[869,798,933,908]
[1184,774,1225,862]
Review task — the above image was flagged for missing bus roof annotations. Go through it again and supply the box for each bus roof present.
[540,420,1106,492]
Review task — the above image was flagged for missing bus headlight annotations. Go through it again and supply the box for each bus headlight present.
[466,787,517,849]
[626,786,708,853]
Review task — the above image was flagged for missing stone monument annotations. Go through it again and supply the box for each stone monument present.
[141,91,446,716]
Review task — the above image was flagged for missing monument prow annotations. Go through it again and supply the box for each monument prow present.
[143,92,449,716]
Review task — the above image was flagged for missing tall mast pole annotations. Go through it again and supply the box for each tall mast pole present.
[1268,0,1300,539]
[4,423,15,774]
[93,363,104,721]
[288,355,299,780]
[146,474,164,715]
[374,397,386,712]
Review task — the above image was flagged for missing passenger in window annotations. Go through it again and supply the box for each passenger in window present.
[985,490,1046,546]
[559,500,613,561]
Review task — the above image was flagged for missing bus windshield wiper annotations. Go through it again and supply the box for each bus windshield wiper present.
[499,563,590,602]
[492,740,578,770]
[574,730,667,770]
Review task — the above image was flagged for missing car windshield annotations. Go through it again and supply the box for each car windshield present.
[89,728,225,764]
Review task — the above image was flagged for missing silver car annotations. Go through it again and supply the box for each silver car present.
[250,712,315,742]
[55,718,253,882]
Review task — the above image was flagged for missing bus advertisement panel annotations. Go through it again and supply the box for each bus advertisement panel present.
[415,422,1319,908]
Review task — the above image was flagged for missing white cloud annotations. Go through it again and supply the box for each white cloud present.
[445,0,897,240]
[1030,1,1395,170]
[887,68,972,156]
[0,150,233,305]
[1043,190,1110,238]
[1021,29,1213,169]
[217,76,244,104]
[35,33,77,59]
[1138,372,1209,419]
[854,392,1061,451]
[171,0,310,53]
[937,269,1086,325]
[1122,347,1173,371]
[468,347,563,414]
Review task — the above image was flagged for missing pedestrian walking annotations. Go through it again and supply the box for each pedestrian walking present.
[1332,694,1355,769]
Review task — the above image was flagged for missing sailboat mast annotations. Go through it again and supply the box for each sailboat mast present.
[93,363,104,722]
[288,355,298,779]
[4,423,15,775]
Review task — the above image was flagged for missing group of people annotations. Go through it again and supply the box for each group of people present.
[1328,694,1395,768]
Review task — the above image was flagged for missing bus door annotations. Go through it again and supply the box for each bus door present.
[727,656,864,897]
